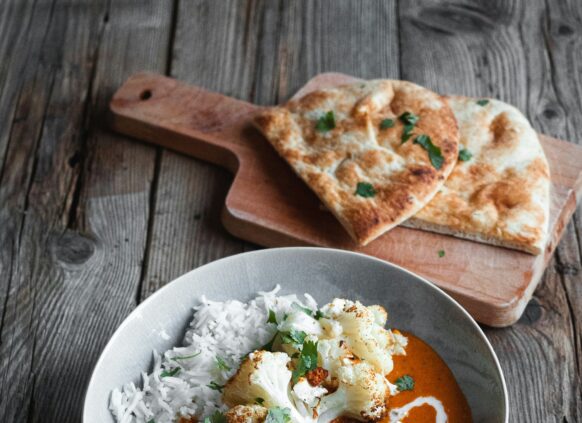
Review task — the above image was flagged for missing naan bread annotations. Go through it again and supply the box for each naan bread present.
[254,80,459,245]
[404,96,550,254]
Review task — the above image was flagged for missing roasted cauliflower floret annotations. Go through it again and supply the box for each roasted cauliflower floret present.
[317,361,390,423]
[223,351,316,423]
[321,299,402,375]
[278,310,323,337]
[317,339,353,380]
[225,405,268,423]
[292,378,327,408]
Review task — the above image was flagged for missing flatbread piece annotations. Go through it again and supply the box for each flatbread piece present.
[404,96,550,254]
[254,80,459,245]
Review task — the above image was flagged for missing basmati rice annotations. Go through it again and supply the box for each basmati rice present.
[110,286,318,423]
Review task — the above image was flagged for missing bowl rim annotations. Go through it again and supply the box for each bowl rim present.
[83,246,509,422]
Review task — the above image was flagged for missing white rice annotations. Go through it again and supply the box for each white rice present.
[110,286,318,423]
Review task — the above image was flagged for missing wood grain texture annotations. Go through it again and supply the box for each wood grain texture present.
[110,71,582,328]
[0,0,173,421]
[0,0,580,422]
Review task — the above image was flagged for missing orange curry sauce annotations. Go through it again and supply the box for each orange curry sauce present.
[384,332,472,423]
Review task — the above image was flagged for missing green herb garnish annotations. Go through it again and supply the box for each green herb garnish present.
[414,135,444,169]
[160,367,180,378]
[265,407,292,423]
[281,329,307,345]
[400,111,419,125]
[267,309,278,324]
[476,99,489,106]
[401,124,414,143]
[399,112,419,144]
[292,302,314,316]
[380,118,395,130]
[458,148,473,162]
[204,411,227,423]
[315,111,336,132]
[438,249,445,258]
[314,310,324,320]
[292,340,318,383]
[396,374,415,391]
[207,381,225,392]
[355,182,376,198]
[216,355,231,371]
[173,351,201,361]
[255,397,265,405]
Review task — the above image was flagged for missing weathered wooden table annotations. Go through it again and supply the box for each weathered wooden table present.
[1,1,580,421]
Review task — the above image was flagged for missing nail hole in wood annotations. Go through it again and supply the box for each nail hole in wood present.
[140,89,152,100]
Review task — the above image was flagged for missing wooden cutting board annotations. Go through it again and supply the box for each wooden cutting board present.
[110,72,582,327]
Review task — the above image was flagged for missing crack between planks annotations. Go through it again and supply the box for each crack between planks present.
[135,0,180,304]
[395,0,403,80]
[541,0,570,129]
[247,1,266,104]
[135,149,161,304]
[164,0,180,76]
[65,0,112,229]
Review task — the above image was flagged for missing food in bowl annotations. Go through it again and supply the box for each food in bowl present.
[110,287,471,423]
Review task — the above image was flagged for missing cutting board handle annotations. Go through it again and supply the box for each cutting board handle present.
[109,73,262,172]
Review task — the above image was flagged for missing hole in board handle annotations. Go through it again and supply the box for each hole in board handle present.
[140,89,152,100]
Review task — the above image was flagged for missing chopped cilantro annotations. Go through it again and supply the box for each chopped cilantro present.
[173,351,201,361]
[396,374,415,391]
[315,111,336,132]
[355,182,376,198]
[458,148,473,161]
[281,329,307,345]
[207,381,224,392]
[216,355,231,371]
[292,302,314,316]
[267,309,278,324]
[314,310,324,320]
[292,340,318,383]
[414,135,444,169]
[160,367,180,378]
[204,411,227,423]
[476,99,489,106]
[399,112,419,144]
[401,124,415,143]
[265,407,291,423]
[379,118,395,130]
[255,397,265,405]
[399,111,419,125]
[438,249,445,258]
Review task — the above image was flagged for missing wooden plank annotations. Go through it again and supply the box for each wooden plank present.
[140,0,401,297]
[0,0,110,420]
[0,0,173,421]
[397,0,581,420]
[542,1,582,418]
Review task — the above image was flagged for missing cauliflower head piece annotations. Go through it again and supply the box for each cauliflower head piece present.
[320,299,401,375]
[223,351,316,423]
[317,361,390,423]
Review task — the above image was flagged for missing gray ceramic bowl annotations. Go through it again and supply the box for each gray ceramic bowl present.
[84,247,508,423]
